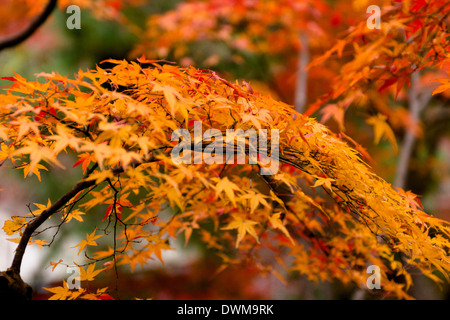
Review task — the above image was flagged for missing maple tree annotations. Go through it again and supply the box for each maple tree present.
[0,0,449,300]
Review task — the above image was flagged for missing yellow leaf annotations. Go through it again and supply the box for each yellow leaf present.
[43,281,72,300]
[222,215,259,248]
[13,141,65,173]
[31,199,52,216]
[2,215,26,235]
[240,190,270,214]
[65,209,85,223]
[11,116,40,141]
[366,114,398,153]
[312,176,335,192]
[151,83,182,116]
[85,169,114,184]
[269,213,294,244]
[30,239,49,248]
[74,228,104,255]
[76,263,104,281]
[215,177,241,206]
[22,163,48,181]
[432,79,450,95]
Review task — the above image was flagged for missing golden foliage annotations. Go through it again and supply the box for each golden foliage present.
[1,59,449,299]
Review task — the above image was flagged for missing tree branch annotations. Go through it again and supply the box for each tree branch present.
[0,0,57,51]
[394,72,431,189]
[9,179,96,274]
[294,33,309,113]
[9,148,170,275]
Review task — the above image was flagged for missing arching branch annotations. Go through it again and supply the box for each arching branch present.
[0,0,58,51]
[8,148,171,275]
[9,178,96,275]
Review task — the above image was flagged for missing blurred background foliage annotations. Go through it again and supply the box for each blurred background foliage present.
[0,0,449,300]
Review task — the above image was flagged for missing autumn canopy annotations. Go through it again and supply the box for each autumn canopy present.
[0,0,449,300]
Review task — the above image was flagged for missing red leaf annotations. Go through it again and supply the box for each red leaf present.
[395,76,409,101]
[49,107,57,117]
[72,158,84,168]
[102,204,122,221]
[0,76,17,81]
[117,206,122,220]
[405,19,424,40]
[103,205,113,221]
[35,111,47,122]
[97,293,115,300]
[378,77,398,93]
[410,0,427,12]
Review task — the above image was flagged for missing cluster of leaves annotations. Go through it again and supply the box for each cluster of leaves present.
[43,263,114,300]
[1,58,450,299]
[132,0,450,151]
[132,0,328,61]
[129,0,342,94]
[307,0,450,127]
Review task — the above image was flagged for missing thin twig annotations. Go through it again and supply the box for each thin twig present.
[0,0,57,51]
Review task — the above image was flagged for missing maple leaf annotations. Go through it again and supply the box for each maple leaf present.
[366,114,398,153]
[72,152,95,174]
[91,173,118,188]
[43,281,72,300]
[378,77,398,93]
[48,125,84,154]
[222,215,260,248]
[5,238,21,244]
[432,78,450,95]
[49,259,64,271]
[22,162,48,181]
[74,229,104,255]
[0,76,17,82]
[11,117,40,140]
[76,262,104,281]
[30,239,49,248]
[240,190,270,214]
[80,287,111,300]
[312,176,335,192]
[320,104,345,131]
[80,141,111,170]
[30,199,52,216]
[102,204,123,221]
[2,215,26,236]
[102,204,114,221]
[97,293,115,300]
[268,213,294,244]
[214,177,241,206]
[151,83,183,116]
[65,209,85,223]
[145,234,172,264]
[13,141,65,174]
